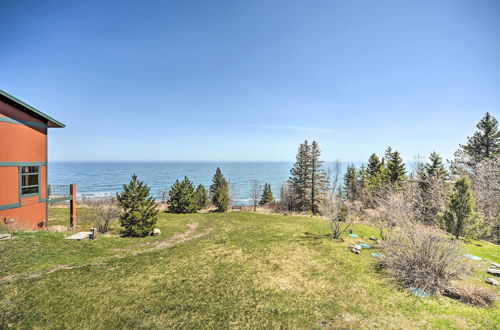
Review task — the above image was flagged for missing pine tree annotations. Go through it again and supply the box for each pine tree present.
[116,174,159,237]
[288,140,312,212]
[310,141,328,214]
[213,185,229,212]
[441,176,482,239]
[367,153,382,178]
[425,151,448,180]
[210,167,230,212]
[461,112,500,164]
[168,177,198,213]
[194,184,208,210]
[259,183,274,205]
[210,167,227,197]
[385,149,406,187]
[357,164,368,203]
[417,152,449,224]
[343,164,358,201]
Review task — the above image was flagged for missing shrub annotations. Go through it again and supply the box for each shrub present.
[86,197,120,233]
[445,283,497,307]
[168,177,199,213]
[378,224,467,295]
[116,174,159,237]
[320,195,353,239]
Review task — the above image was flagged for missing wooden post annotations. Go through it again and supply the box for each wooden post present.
[70,184,77,228]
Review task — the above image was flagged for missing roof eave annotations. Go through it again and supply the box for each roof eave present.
[0,88,65,128]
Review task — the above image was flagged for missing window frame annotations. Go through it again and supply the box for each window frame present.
[19,166,40,197]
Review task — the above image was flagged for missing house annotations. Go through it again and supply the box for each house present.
[0,89,75,229]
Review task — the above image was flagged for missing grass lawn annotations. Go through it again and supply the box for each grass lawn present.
[0,208,499,329]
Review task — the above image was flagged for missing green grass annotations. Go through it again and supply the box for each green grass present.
[0,208,498,329]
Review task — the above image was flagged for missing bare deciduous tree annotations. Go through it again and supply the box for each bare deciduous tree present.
[86,197,121,233]
[320,193,354,239]
[373,182,418,240]
[468,157,500,243]
[250,180,262,212]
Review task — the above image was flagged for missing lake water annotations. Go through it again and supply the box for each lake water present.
[48,161,351,204]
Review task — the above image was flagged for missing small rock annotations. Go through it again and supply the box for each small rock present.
[152,228,161,236]
[47,225,68,233]
[486,278,499,286]
[0,233,12,240]
[351,244,362,254]
[487,268,500,276]
[491,263,500,269]
[369,237,377,241]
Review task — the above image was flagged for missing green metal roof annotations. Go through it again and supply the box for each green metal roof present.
[0,88,65,128]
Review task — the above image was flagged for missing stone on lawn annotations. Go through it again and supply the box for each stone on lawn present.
[153,228,161,236]
[48,225,68,233]
[65,232,92,240]
[369,237,377,241]
[351,244,362,254]
[0,233,12,240]
[487,268,500,276]
[491,262,500,269]
[486,278,499,286]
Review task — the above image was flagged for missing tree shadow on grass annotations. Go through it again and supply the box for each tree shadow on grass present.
[299,232,344,242]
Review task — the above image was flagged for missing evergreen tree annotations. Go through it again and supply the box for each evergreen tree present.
[367,153,382,178]
[456,112,500,168]
[385,149,406,186]
[417,152,449,224]
[288,140,312,212]
[425,151,448,180]
[310,141,328,214]
[116,174,159,237]
[357,164,369,203]
[213,184,229,212]
[194,184,208,210]
[168,177,198,213]
[441,176,482,239]
[259,183,274,205]
[210,167,228,197]
[210,167,230,212]
[343,164,358,201]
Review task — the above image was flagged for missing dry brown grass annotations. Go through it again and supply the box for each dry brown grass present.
[445,283,498,307]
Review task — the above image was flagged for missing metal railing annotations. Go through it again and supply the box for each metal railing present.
[48,185,73,203]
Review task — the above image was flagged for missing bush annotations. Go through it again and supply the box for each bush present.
[116,174,159,237]
[445,283,497,307]
[86,197,120,233]
[319,195,353,239]
[378,224,467,295]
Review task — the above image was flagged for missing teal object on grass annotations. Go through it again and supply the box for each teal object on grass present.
[358,243,372,249]
[463,254,482,261]
[347,233,359,238]
[409,287,429,297]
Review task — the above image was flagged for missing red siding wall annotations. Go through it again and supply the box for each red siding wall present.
[0,99,48,229]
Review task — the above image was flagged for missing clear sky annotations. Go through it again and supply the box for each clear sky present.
[1,0,499,162]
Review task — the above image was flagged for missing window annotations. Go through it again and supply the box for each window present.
[21,166,39,196]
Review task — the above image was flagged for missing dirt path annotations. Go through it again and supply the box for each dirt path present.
[1,223,212,283]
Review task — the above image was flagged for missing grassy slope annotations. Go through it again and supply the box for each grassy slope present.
[0,208,498,329]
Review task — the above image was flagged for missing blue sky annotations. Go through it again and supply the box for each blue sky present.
[1,0,499,162]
